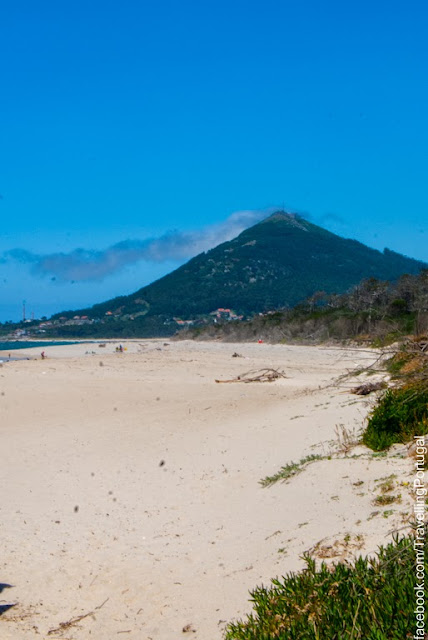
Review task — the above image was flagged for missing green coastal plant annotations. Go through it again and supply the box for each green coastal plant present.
[224,535,420,640]
[362,385,428,451]
[260,454,324,487]
[373,494,400,506]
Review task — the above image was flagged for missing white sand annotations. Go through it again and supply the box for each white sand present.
[0,340,414,639]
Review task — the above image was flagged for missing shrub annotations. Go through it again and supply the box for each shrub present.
[362,385,428,451]
[225,535,420,640]
[371,331,402,348]
[386,352,412,377]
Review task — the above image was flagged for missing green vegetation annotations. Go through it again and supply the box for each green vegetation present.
[187,270,428,344]
[386,353,413,376]
[225,535,420,640]
[46,314,174,338]
[377,477,396,493]
[373,494,400,506]
[363,347,428,450]
[259,454,324,487]
[362,385,428,451]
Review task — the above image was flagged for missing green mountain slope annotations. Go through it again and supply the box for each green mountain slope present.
[54,212,427,327]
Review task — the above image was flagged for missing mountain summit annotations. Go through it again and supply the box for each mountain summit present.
[55,212,427,331]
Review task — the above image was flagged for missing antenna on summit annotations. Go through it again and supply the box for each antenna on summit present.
[22,299,26,322]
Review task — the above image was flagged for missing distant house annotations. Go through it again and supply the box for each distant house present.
[173,318,194,326]
[210,308,241,322]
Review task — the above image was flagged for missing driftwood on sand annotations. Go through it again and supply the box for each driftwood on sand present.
[47,598,109,636]
[215,368,287,384]
[350,381,386,395]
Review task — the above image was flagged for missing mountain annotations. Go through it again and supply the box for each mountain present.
[52,212,427,334]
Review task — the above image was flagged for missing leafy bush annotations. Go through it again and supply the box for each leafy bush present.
[225,536,420,640]
[362,385,428,451]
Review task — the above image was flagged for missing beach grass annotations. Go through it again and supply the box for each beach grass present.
[259,454,324,487]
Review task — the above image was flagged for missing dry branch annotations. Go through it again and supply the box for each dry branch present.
[330,349,394,390]
[215,368,286,384]
[47,598,109,636]
[404,337,428,354]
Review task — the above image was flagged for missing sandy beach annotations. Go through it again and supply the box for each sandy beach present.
[0,340,414,639]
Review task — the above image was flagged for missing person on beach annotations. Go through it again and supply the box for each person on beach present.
[41,351,46,359]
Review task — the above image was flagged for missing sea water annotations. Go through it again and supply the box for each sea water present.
[0,341,80,352]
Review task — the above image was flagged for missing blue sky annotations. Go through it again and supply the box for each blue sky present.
[1,0,427,321]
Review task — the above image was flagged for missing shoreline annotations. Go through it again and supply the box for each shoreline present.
[0,338,166,360]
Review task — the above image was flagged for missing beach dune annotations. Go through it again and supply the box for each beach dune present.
[0,340,413,639]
